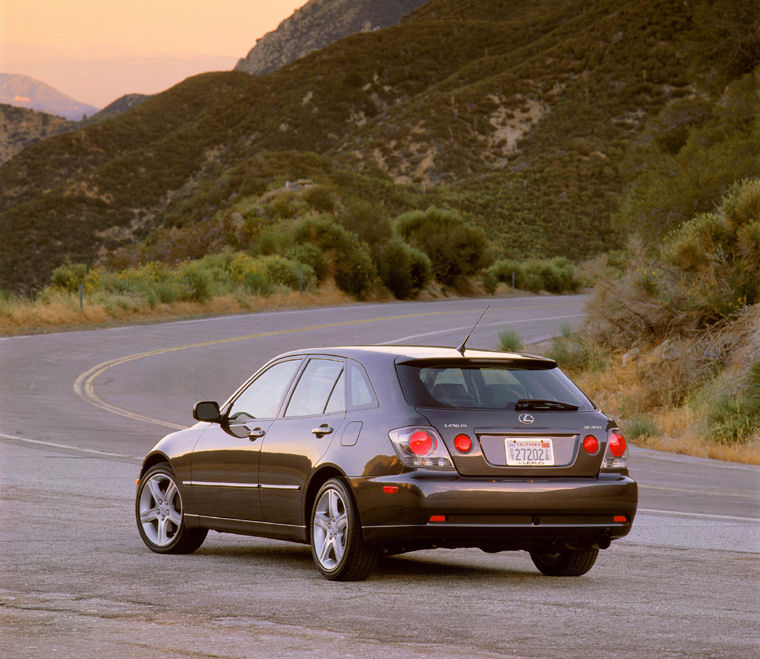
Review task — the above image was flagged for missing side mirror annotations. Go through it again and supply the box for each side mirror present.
[193,401,222,423]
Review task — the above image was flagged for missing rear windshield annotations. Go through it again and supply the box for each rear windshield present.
[396,363,594,411]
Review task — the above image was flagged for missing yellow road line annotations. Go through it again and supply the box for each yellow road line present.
[73,306,543,429]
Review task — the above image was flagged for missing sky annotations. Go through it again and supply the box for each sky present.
[0,0,307,108]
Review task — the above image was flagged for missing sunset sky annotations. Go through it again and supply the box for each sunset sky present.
[0,0,308,108]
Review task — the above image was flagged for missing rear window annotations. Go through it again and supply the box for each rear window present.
[396,363,594,411]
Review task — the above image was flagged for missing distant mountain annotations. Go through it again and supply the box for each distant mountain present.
[0,103,73,163]
[235,0,427,75]
[0,73,99,120]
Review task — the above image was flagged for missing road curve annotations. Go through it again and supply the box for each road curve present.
[1,295,758,658]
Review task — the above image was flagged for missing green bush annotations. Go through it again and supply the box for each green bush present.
[375,238,432,299]
[546,331,609,374]
[523,257,578,293]
[485,257,578,293]
[179,264,212,303]
[290,215,377,298]
[333,243,377,299]
[337,200,392,246]
[394,207,493,286]
[286,243,329,281]
[625,414,660,441]
[49,262,98,294]
[259,255,316,291]
[243,271,274,296]
[303,185,336,213]
[497,328,522,352]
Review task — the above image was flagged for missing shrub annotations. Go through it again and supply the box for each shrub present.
[333,243,377,299]
[375,238,432,299]
[337,200,392,246]
[243,272,274,296]
[394,207,493,286]
[497,328,522,352]
[546,331,609,374]
[485,257,579,293]
[259,255,316,291]
[303,185,336,213]
[625,414,660,441]
[49,262,99,294]
[179,264,212,303]
[286,243,329,282]
[291,215,378,298]
[700,361,760,444]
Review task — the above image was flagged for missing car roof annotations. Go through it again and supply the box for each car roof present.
[283,345,556,366]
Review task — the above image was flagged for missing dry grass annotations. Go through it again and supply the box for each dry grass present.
[568,312,760,466]
[0,282,353,335]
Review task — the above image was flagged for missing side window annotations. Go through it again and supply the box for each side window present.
[228,359,301,420]
[348,360,378,409]
[324,370,346,414]
[285,358,344,417]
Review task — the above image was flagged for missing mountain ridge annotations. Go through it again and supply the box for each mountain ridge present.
[235,0,426,75]
[0,0,753,296]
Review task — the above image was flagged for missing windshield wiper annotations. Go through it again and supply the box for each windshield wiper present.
[515,399,579,411]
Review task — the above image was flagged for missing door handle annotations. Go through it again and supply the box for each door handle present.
[311,424,333,438]
[247,427,266,441]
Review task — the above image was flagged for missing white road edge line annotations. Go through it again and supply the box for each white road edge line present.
[0,431,140,460]
[638,507,760,523]
[379,313,585,344]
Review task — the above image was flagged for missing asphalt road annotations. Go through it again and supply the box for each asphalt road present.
[1,295,758,658]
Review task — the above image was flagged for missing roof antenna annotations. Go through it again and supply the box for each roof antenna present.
[456,305,489,355]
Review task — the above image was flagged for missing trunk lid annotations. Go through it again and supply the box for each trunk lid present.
[418,408,610,477]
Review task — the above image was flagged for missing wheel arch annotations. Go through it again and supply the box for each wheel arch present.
[303,465,352,542]
[139,451,172,479]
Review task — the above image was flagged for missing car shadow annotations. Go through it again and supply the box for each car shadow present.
[194,538,544,581]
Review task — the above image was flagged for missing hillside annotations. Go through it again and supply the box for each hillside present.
[0,73,99,120]
[0,0,755,296]
[235,0,427,75]
[85,93,152,124]
[0,104,73,163]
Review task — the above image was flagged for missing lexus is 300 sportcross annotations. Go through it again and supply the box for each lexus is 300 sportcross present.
[136,346,637,580]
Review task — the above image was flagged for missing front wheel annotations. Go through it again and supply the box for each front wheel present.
[136,463,207,554]
[529,546,599,576]
[310,478,377,581]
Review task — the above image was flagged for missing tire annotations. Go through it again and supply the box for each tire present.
[529,546,599,577]
[310,478,377,581]
[135,463,207,554]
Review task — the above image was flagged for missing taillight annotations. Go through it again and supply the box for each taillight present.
[454,434,472,453]
[583,435,599,454]
[388,427,454,470]
[608,431,626,457]
[602,430,628,470]
[409,430,434,455]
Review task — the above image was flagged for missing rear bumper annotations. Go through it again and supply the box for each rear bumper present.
[352,471,637,548]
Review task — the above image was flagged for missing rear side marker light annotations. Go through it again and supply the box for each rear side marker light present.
[382,486,399,494]
[583,435,600,454]
[429,515,446,523]
[613,515,627,523]
[454,434,472,453]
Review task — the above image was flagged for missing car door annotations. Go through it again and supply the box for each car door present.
[189,358,302,522]
[258,357,347,526]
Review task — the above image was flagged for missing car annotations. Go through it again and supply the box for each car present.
[135,345,637,580]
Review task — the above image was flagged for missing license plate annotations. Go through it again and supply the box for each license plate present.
[505,438,554,466]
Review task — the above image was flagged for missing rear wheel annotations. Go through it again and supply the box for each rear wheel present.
[529,546,599,576]
[136,463,207,554]
[310,478,377,581]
